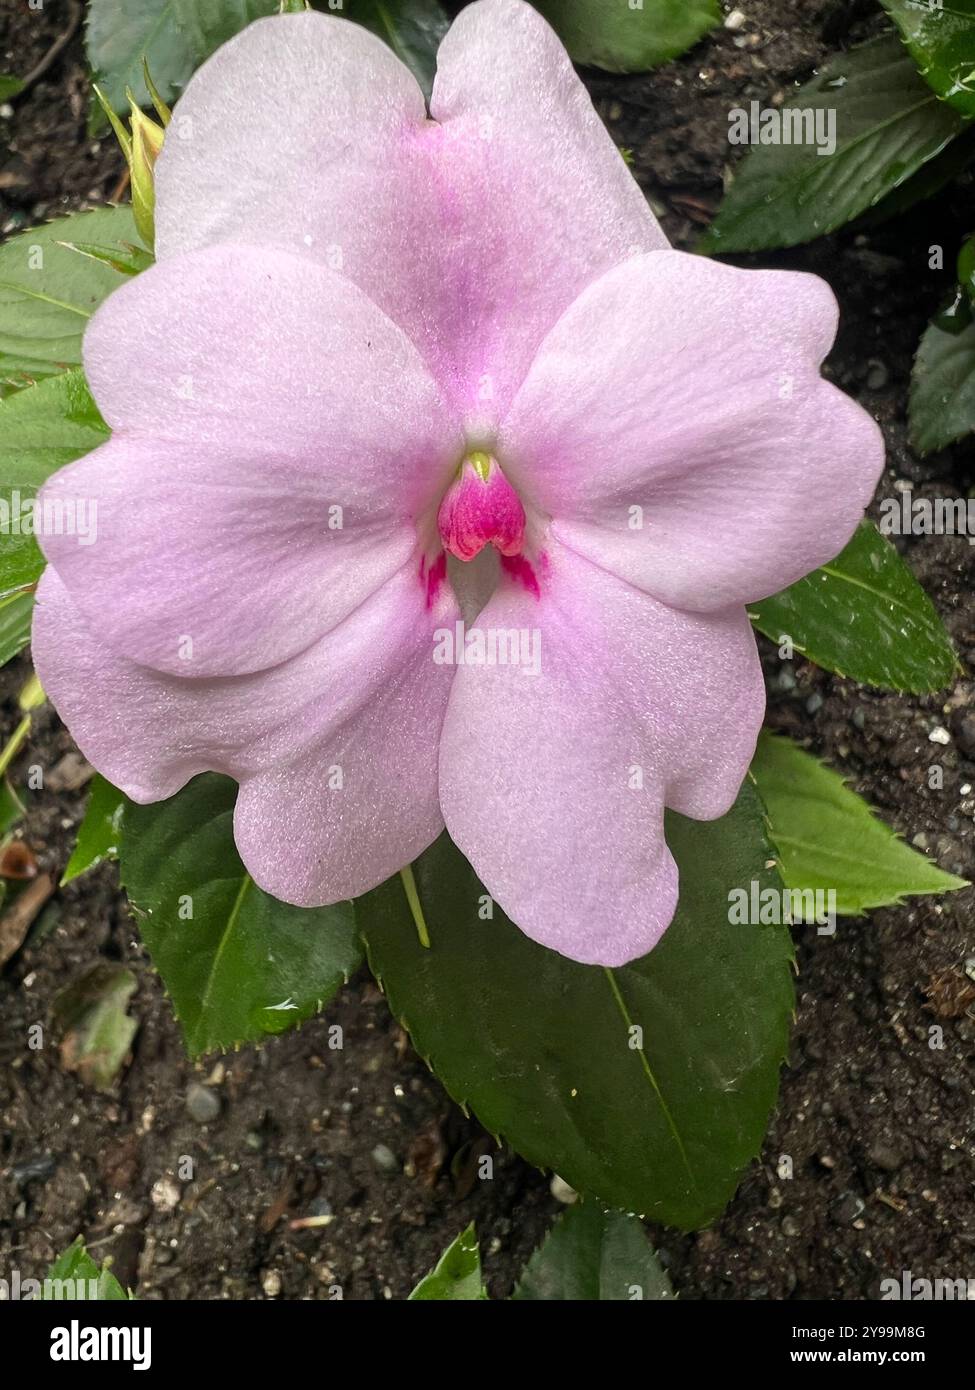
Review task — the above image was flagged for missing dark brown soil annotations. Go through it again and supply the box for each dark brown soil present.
[1,0,973,1301]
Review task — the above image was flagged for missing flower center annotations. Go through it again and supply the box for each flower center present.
[437,451,526,562]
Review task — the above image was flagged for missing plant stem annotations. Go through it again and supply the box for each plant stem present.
[399,864,430,949]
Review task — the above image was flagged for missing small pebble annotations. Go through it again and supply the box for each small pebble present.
[852,708,866,731]
[550,1175,578,1205]
[371,1143,399,1173]
[186,1083,221,1124]
[831,1191,865,1224]
[724,7,748,28]
[928,726,951,746]
[867,1140,904,1173]
[150,1177,181,1213]
[805,693,824,715]
[781,1216,800,1238]
[261,1269,282,1298]
[865,359,889,390]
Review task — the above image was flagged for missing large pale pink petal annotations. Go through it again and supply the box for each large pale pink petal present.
[154,11,434,323]
[233,632,452,905]
[41,244,461,677]
[501,251,885,610]
[426,0,667,419]
[154,3,665,420]
[34,566,458,902]
[438,543,765,966]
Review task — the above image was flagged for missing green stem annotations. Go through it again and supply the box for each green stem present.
[399,864,430,949]
[0,714,31,779]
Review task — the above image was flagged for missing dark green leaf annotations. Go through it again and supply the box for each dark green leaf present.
[910,299,975,452]
[86,0,278,112]
[960,234,975,302]
[701,36,969,254]
[856,124,975,227]
[752,732,968,917]
[62,775,126,886]
[350,0,449,96]
[0,591,33,667]
[358,789,793,1231]
[46,1238,129,1300]
[0,371,109,599]
[533,0,720,72]
[57,239,155,278]
[87,1,448,112]
[0,207,144,387]
[408,1223,487,1300]
[0,76,24,102]
[0,778,25,836]
[120,773,362,1056]
[880,0,975,119]
[514,1200,673,1300]
[749,521,958,693]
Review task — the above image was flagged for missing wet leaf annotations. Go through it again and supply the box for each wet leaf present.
[0,371,109,599]
[533,0,720,73]
[62,775,125,886]
[409,1224,487,1300]
[0,207,143,386]
[749,522,958,693]
[45,1238,129,1300]
[514,1200,673,1301]
[120,773,362,1056]
[0,591,34,667]
[751,732,969,917]
[358,786,793,1231]
[880,0,975,119]
[702,37,968,253]
[910,299,975,453]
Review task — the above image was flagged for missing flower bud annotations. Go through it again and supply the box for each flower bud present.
[93,64,169,253]
[128,101,165,249]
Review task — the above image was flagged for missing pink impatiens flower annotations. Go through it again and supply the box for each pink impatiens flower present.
[34,0,883,966]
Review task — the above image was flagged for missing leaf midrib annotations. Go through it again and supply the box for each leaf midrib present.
[193,873,252,1048]
[818,561,939,625]
[749,87,942,217]
[603,967,697,1194]
[0,280,93,318]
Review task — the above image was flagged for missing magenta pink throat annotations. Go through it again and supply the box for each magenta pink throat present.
[422,451,541,606]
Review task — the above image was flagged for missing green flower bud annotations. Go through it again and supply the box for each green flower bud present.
[128,99,165,249]
[92,66,168,253]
